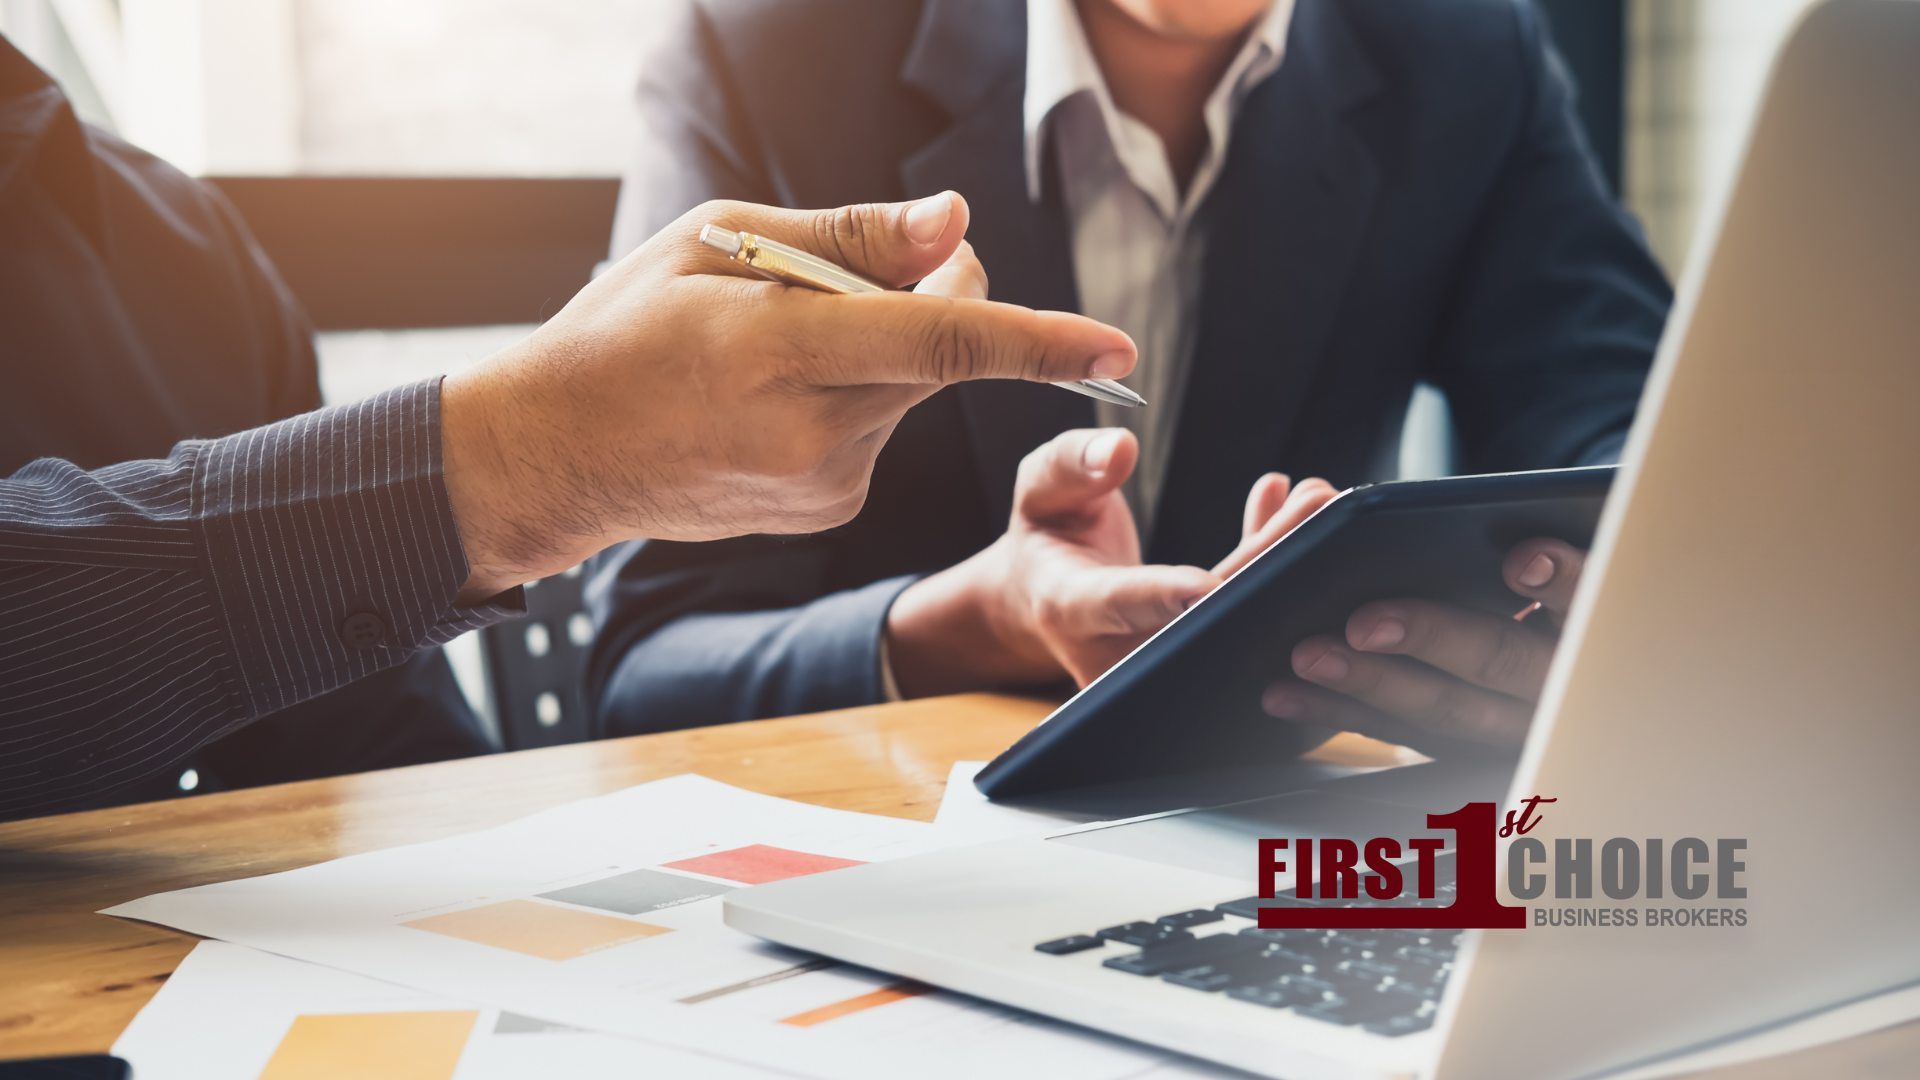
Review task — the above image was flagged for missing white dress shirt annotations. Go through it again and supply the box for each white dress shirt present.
[1024,0,1295,527]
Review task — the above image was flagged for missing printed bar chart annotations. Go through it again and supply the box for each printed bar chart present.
[404,899,671,960]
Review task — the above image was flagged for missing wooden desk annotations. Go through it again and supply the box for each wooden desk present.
[3,692,1915,1076]
[0,693,1049,1058]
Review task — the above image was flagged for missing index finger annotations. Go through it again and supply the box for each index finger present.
[780,289,1136,389]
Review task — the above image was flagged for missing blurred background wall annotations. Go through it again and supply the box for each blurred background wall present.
[1,0,1827,283]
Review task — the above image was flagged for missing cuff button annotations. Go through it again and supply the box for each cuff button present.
[339,611,389,649]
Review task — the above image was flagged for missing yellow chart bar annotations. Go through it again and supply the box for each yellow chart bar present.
[257,1010,478,1080]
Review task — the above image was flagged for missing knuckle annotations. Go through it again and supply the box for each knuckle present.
[1033,592,1072,636]
[912,307,971,384]
[817,203,880,273]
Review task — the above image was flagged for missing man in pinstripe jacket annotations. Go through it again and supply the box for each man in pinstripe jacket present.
[0,36,1133,820]
[0,36,500,810]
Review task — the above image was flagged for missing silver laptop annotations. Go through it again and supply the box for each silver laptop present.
[725,3,1920,1078]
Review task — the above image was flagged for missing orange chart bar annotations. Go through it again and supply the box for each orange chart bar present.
[779,981,932,1028]
[404,899,671,960]
[257,1010,478,1080]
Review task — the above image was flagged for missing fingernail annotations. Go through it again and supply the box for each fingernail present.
[1359,617,1404,651]
[1089,351,1132,379]
[1262,687,1303,719]
[904,193,952,245]
[1304,646,1349,682]
[1082,430,1125,478]
[1518,553,1555,588]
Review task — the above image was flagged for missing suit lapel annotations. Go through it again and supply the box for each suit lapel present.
[899,0,1093,527]
[1148,0,1385,566]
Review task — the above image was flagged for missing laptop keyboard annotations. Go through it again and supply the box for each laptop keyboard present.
[1034,853,1460,1037]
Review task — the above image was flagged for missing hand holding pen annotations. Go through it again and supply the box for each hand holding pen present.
[699,197,1146,409]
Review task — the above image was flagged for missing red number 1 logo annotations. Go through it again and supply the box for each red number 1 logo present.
[1256,802,1528,930]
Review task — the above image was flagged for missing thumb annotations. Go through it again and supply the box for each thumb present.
[709,192,973,289]
[1241,472,1292,538]
[1015,428,1138,522]
[1504,538,1588,625]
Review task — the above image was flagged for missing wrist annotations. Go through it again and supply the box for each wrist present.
[884,541,1063,697]
[440,368,595,603]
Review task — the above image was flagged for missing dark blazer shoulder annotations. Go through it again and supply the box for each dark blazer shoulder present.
[665,0,951,204]
[1334,0,1547,98]
[687,0,933,99]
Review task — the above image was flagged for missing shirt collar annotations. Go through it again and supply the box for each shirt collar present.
[1022,0,1294,210]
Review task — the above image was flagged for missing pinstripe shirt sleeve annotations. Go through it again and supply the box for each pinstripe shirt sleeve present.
[0,378,523,819]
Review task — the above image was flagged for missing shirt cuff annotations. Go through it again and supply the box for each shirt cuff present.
[190,378,523,717]
[877,631,905,704]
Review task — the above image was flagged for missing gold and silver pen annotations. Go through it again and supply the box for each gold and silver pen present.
[699,224,1146,409]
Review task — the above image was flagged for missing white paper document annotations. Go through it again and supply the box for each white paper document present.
[934,760,1112,838]
[103,775,1201,1080]
[115,940,780,1080]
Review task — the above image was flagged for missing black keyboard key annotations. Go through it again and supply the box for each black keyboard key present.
[1215,894,1320,919]
[1224,985,1294,1009]
[1035,934,1104,955]
[1226,973,1338,1010]
[1162,948,1306,991]
[1333,958,1402,983]
[1161,964,1249,991]
[1236,926,1306,946]
[1228,976,1320,1006]
[1156,908,1224,930]
[1300,985,1431,1027]
[1162,939,1315,986]
[1363,1006,1439,1037]
[1096,922,1194,948]
[1103,931,1255,976]
[1228,937,1320,972]
[1395,945,1457,968]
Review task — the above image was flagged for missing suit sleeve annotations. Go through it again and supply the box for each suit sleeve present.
[589,0,913,735]
[587,536,915,734]
[0,379,522,819]
[1424,3,1671,473]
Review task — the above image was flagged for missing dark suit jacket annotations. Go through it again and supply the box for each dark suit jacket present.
[587,0,1671,734]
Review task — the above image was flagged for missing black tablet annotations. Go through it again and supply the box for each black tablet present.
[973,466,1616,800]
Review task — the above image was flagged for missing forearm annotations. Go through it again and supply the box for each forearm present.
[595,575,918,734]
[0,380,521,819]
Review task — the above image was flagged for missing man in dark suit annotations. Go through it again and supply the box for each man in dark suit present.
[588,0,1670,738]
